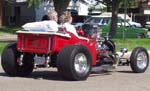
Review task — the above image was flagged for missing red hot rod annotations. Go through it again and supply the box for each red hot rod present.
[1,27,149,81]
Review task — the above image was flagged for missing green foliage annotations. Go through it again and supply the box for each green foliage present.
[120,0,138,8]
[128,0,138,8]
[102,0,139,9]
[27,0,53,8]
[28,0,40,7]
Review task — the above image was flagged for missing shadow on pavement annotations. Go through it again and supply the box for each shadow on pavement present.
[90,70,113,77]
[0,71,64,81]
[0,72,8,76]
[0,70,135,81]
[28,71,63,81]
[0,70,114,81]
[90,69,135,77]
[117,70,134,73]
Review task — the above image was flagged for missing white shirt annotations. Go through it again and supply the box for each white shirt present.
[42,20,58,32]
[63,22,78,37]
[22,20,58,32]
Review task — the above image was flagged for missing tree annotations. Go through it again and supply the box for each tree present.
[28,0,71,17]
[109,0,122,37]
[103,0,139,38]
[53,0,70,17]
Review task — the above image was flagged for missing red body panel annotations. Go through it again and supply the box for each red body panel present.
[17,31,97,65]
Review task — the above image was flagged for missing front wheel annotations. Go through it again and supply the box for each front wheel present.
[130,47,149,73]
[57,45,92,81]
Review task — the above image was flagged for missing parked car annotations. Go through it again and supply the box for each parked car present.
[80,14,147,38]
[145,21,150,30]
[129,21,142,28]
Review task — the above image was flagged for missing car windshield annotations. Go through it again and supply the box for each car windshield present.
[84,17,110,25]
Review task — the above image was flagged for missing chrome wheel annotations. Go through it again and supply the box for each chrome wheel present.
[57,45,92,80]
[130,47,149,73]
[74,53,88,74]
[137,52,148,69]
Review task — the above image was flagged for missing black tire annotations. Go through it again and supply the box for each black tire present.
[139,33,146,38]
[130,47,149,73]
[50,53,58,67]
[1,43,34,76]
[57,45,92,81]
[132,25,136,27]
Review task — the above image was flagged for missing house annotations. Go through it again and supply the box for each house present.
[132,0,150,26]
[4,1,35,26]
[140,0,150,22]
[3,0,106,26]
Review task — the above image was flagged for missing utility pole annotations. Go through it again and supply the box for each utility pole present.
[123,0,127,40]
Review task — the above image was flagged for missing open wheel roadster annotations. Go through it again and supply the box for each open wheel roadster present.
[1,26,149,81]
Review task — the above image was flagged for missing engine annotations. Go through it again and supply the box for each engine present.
[80,24,116,65]
[96,31,116,65]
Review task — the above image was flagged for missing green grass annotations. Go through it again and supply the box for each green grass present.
[113,38,150,51]
[0,26,21,35]
[0,42,9,54]
[0,26,21,54]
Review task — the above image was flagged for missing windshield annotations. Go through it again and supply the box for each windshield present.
[84,17,110,25]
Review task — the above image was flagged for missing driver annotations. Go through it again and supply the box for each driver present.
[42,10,58,32]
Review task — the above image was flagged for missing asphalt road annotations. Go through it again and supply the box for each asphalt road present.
[0,57,150,91]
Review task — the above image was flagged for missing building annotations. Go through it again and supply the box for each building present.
[140,0,150,22]
[4,1,35,26]
[3,0,106,26]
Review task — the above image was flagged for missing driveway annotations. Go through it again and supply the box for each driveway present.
[0,56,150,91]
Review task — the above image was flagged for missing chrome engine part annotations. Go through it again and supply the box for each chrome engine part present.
[34,54,50,68]
[96,33,116,65]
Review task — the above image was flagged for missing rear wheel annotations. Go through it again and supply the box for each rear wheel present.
[57,45,92,81]
[130,47,149,73]
[50,53,58,67]
[1,43,34,76]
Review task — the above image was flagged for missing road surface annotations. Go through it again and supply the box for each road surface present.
[0,57,150,91]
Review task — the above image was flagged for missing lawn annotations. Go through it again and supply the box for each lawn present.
[0,26,20,54]
[113,38,150,51]
[0,42,9,54]
[0,26,21,35]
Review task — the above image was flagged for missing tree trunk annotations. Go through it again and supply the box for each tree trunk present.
[109,0,119,38]
[53,0,70,17]
[0,0,4,26]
